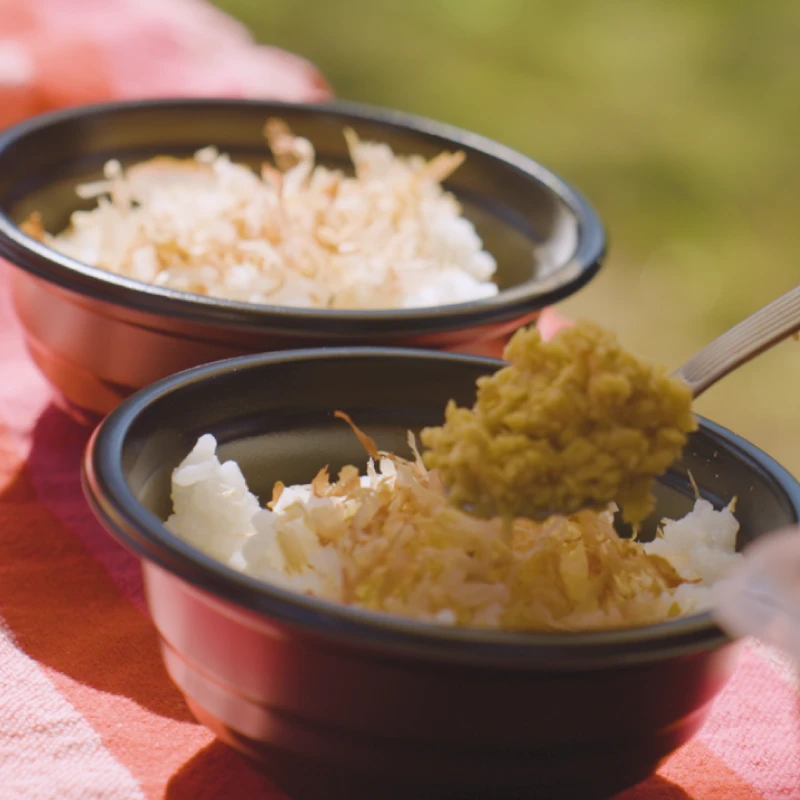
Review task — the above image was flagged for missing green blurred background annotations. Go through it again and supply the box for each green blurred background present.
[218,0,800,475]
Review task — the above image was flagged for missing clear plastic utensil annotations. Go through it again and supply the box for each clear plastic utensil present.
[713,529,800,663]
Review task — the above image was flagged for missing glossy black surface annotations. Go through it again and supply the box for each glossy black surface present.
[82,348,800,799]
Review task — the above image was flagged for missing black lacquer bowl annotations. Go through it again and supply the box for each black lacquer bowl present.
[83,348,800,799]
[0,98,604,421]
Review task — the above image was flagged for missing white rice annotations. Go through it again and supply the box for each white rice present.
[42,123,499,310]
[643,498,741,613]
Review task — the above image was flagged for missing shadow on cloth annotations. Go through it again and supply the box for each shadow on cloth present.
[166,740,285,800]
[166,740,697,800]
[0,402,195,723]
[616,774,697,799]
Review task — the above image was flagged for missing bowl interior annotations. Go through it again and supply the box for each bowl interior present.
[0,100,591,294]
[120,350,799,550]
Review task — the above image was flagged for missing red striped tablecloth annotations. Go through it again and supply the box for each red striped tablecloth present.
[1,267,799,799]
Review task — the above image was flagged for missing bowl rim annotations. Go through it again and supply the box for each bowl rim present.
[0,97,605,335]
[83,347,800,670]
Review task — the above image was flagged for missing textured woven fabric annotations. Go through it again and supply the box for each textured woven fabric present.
[0,0,330,128]
[1,269,799,798]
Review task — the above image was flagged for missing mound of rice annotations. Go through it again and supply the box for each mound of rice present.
[25,120,499,310]
[164,425,742,631]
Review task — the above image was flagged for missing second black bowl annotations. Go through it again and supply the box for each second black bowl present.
[83,348,800,800]
[0,98,605,420]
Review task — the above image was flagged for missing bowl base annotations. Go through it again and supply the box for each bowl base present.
[186,697,664,800]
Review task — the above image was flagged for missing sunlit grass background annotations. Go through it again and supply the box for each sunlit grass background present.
[217,0,800,475]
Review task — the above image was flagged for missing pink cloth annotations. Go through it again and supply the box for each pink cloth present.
[0,0,331,128]
[1,267,799,798]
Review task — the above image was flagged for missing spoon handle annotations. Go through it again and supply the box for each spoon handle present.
[674,284,800,398]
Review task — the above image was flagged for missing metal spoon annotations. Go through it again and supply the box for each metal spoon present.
[674,283,800,397]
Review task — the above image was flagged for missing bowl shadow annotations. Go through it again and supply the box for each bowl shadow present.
[166,741,287,800]
[0,402,194,723]
[165,739,697,800]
